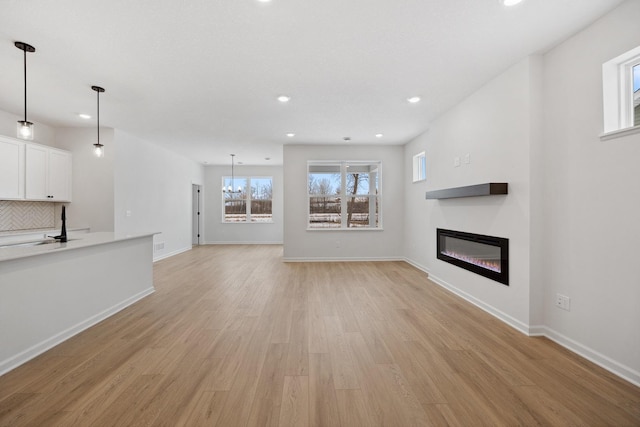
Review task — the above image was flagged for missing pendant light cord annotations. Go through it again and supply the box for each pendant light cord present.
[96,89,100,145]
[23,48,27,122]
[231,155,235,190]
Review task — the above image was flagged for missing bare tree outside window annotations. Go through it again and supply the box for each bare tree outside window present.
[251,178,273,222]
[308,162,380,229]
[222,176,273,223]
[308,169,341,228]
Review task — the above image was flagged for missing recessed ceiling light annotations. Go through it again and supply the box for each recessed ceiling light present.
[407,96,421,104]
[343,136,351,142]
[78,113,91,119]
[277,95,290,103]
[502,0,523,6]
[265,157,271,161]
[375,133,383,138]
[286,133,295,137]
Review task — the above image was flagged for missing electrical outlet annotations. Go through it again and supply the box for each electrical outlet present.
[464,153,471,164]
[555,293,571,311]
[154,242,165,252]
[454,157,461,167]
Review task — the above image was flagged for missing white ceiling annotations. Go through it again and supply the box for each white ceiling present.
[0,0,624,165]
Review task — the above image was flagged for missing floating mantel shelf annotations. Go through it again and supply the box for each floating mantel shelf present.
[425,183,508,200]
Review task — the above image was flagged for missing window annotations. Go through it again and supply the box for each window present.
[634,63,640,127]
[308,161,381,229]
[602,45,640,137]
[222,176,272,223]
[412,151,426,182]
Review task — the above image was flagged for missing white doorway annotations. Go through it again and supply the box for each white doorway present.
[192,184,202,245]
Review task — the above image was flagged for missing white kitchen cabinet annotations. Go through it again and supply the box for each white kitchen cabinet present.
[47,149,72,201]
[25,143,72,202]
[0,136,25,200]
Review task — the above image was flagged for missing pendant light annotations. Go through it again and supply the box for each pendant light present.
[222,154,242,193]
[15,41,36,140]
[91,85,105,157]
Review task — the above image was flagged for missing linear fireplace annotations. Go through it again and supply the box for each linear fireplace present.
[437,228,509,286]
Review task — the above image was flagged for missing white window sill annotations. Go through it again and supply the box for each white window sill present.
[221,221,274,224]
[306,227,384,231]
[600,126,640,141]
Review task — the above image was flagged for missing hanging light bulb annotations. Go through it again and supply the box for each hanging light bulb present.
[91,85,106,158]
[15,41,36,141]
[18,122,33,138]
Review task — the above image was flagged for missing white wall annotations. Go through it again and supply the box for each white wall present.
[113,130,204,260]
[403,57,538,332]
[204,165,283,244]
[539,0,640,381]
[0,109,56,147]
[283,144,404,260]
[55,127,115,232]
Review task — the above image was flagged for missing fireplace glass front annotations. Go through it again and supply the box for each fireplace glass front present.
[437,228,509,285]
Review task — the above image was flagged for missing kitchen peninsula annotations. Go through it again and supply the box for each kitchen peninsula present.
[0,232,156,375]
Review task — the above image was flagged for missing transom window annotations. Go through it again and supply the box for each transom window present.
[633,63,639,126]
[222,176,273,223]
[412,151,426,182]
[602,45,640,136]
[307,161,381,229]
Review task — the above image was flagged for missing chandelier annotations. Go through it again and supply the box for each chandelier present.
[222,154,242,194]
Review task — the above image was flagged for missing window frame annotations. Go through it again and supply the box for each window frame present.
[307,160,382,231]
[221,175,273,223]
[412,151,426,182]
[601,45,640,140]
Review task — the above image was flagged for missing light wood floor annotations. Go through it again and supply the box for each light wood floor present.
[1,245,639,426]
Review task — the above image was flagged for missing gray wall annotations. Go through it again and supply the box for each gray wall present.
[403,0,640,385]
[55,127,115,232]
[113,130,204,260]
[403,57,537,332]
[283,144,404,260]
[539,0,640,381]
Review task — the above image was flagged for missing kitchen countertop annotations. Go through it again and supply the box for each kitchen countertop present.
[0,232,158,262]
[0,226,89,237]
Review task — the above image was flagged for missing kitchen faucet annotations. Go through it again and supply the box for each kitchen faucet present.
[52,205,68,242]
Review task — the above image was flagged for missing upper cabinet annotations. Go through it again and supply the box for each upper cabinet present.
[47,149,72,202]
[25,144,72,202]
[0,136,25,200]
[0,136,72,202]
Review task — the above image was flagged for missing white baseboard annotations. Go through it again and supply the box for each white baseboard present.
[403,257,640,388]
[202,241,283,245]
[405,258,530,335]
[283,256,404,262]
[0,287,155,376]
[153,246,192,262]
[534,325,640,387]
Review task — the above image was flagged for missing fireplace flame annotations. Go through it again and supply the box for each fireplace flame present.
[442,250,501,273]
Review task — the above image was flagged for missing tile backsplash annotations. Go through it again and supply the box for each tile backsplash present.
[0,200,55,231]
